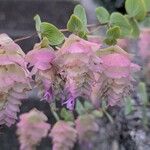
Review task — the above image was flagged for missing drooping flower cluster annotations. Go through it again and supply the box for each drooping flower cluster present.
[17,108,50,150]
[25,44,56,102]
[0,34,30,126]
[75,114,99,143]
[138,28,150,83]
[99,51,140,106]
[50,120,77,150]
[26,34,139,109]
[54,34,102,109]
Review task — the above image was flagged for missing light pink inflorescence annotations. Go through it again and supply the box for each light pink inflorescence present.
[0,34,30,126]
[17,108,50,150]
[26,34,139,109]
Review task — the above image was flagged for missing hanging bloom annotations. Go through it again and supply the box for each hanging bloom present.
[17,108,50,150]
[138,28,150,60]
[26,45,56,102]
[0,34,30,127]
[50,120,77,150]
[54,34,102,110]
[100,51,140,106]
[75,114,99,143]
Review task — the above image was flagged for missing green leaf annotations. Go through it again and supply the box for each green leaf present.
[75,100,85,115]
[84,101,93,110]
[40,22,64,46]
[144,0,150,11]
[125,0,146,21]
[124,96,133,115]
[110,12,131,37]
[34,14,42,39]
[138,82,148,105]
[74,4,87,28]
[104,26,121,46]
[104,38,117,46]
[96,7,110,24]
[67,14,84,33]
[107,26,121,39]
[92,110,103,118]
[128,18,140,38]
[60,108,74,121]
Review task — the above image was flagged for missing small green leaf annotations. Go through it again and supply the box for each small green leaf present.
[125,0,146,21]
[34,14,42,39]
[144,0,150,11]
[110,12,131,37]
[60,108,74,121]
[84,101,93,110]
[138,82,148,105]
[40,22,64,46]
[104,38,117,46]
[128,18,140,38]
[74,4,87,28]
[92,110,103,118]
[96,7,110,24]
[67,15,84,33]
[75,100,85,115]
[124,96,133,115]
[107,26,121,39]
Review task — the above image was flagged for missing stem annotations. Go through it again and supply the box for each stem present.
[14,32,38,43]
[50,103,60,121]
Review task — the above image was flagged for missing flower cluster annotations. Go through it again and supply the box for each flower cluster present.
[26,34,140,109]
[50,120,77,150]
[138,28,150,83]
[0,34,30,126]
[75,114,99,143]
[17,108,50,150]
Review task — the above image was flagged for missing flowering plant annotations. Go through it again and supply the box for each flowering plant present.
[0,0,150,149]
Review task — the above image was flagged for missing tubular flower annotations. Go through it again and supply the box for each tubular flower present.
[17,108,50,150]
[0,34,30,127]
[100,52,140,106]
[75,114,99,143]
[50,120,77,150]
[54,34,102,110]
[26,46,56,102]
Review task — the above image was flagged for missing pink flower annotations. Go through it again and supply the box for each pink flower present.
[55,34,102,110]
[138,28,150,60]
[17,109,50,150]
[100,52,140,106]
[26,46,56,102]
[0,34,30,127]
[50,120,77,150]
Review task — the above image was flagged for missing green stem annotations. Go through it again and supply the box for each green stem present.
[50,103,60,121]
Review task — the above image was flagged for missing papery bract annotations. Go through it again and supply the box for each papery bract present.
[26,46,56,102]
[50,120,77,150]
[0,34,30,127]
[99,51,140,106]
[17,108,50,150]
[55,34,102,110]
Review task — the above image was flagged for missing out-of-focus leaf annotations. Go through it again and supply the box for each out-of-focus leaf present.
[144,0,150,11]
[75,100,85,115]
[34,14,42,39]
[125,0,146,21]
[60,108,74,121]
[128,18,140,38]
[138,82,148,105]
[96,7,110,24]
[107,26,121,39]
[124,96,133,115]
[92,110,103,118]
[110,12,131,37]
[67,15,84,33]
[74,4,87,30]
